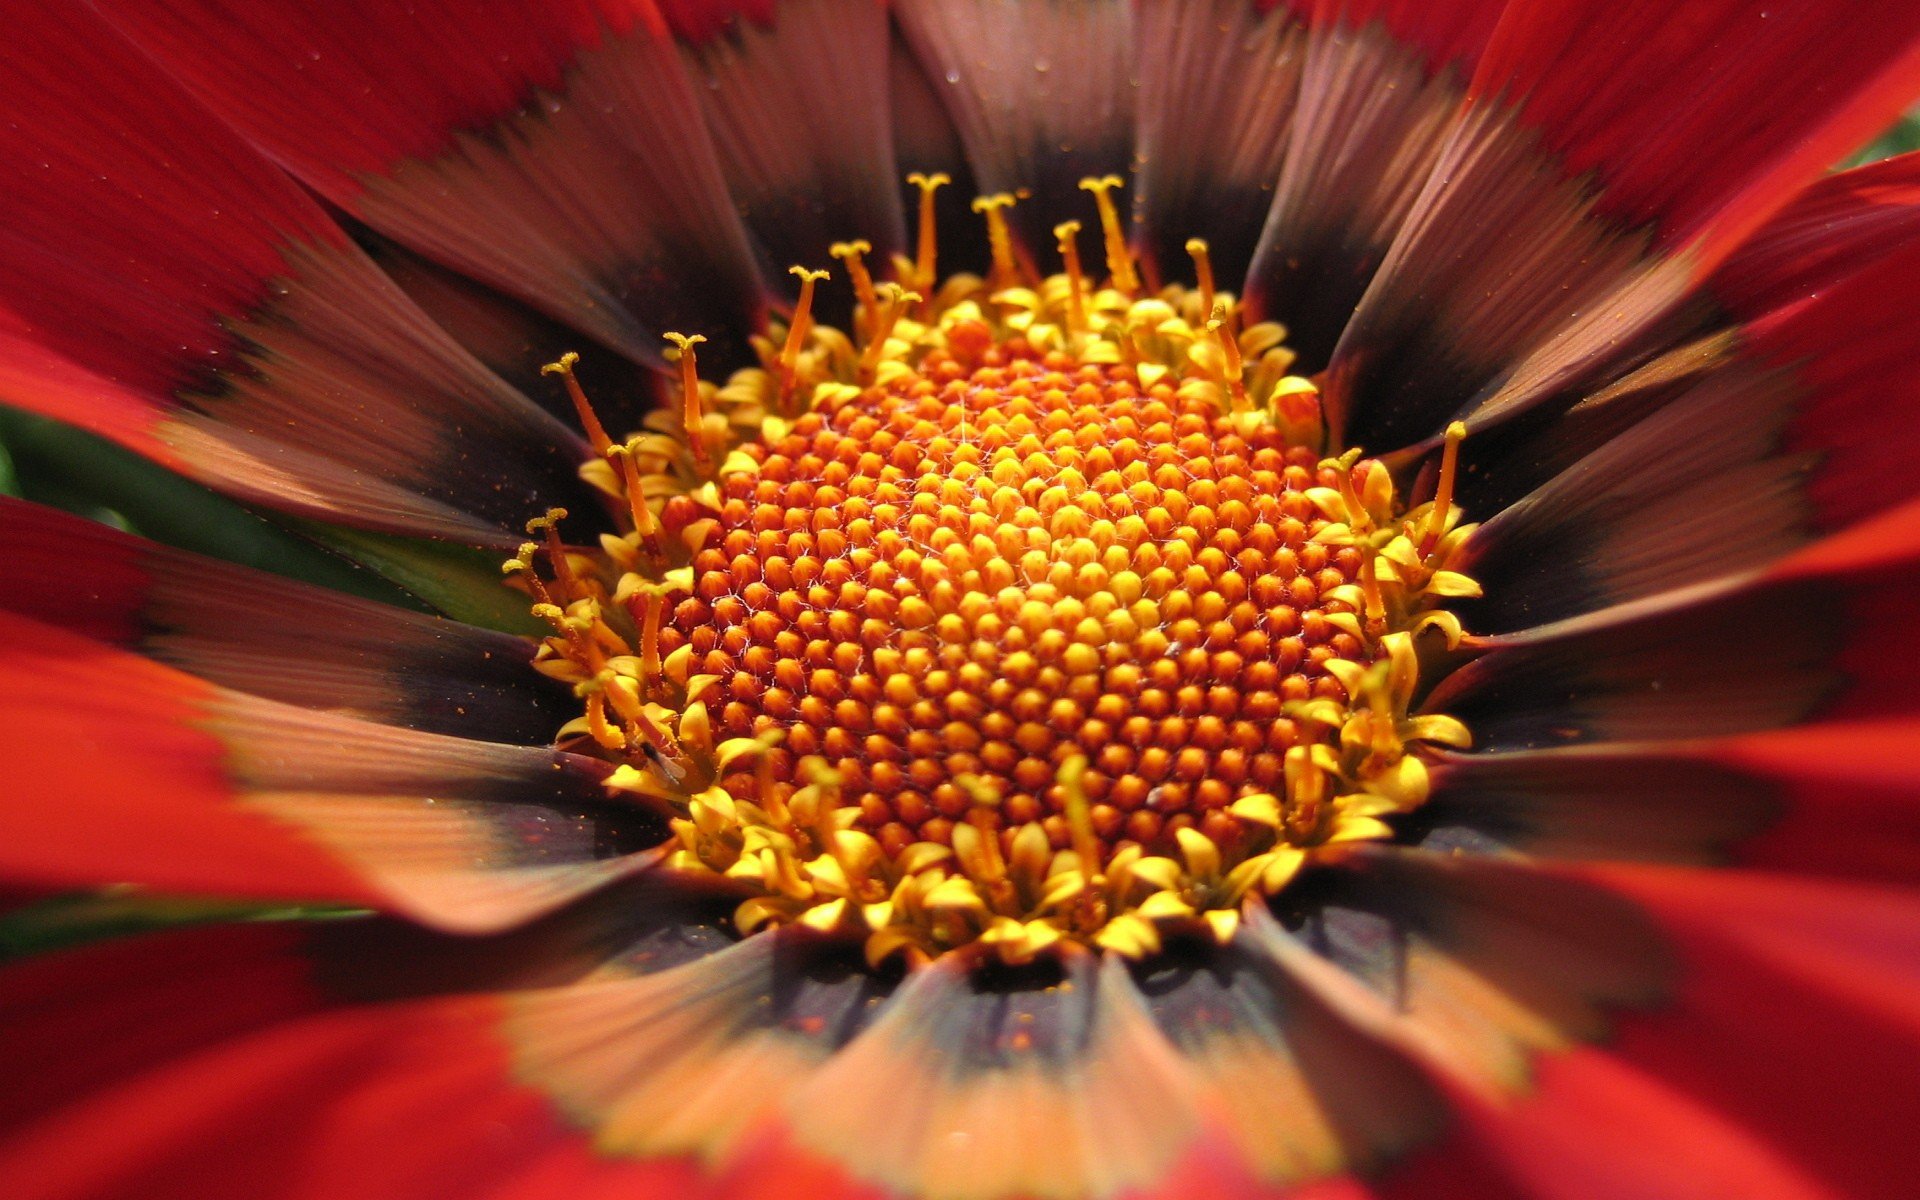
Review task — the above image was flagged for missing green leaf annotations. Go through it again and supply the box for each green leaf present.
[297,521,545,634]
[0,888,367,960]
[0,406,427,611]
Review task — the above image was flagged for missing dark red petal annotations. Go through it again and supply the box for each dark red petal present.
[0,922,715,1200]
[1711,151,1920,315]
[1134,930,1447,1187]
[1133,0,1305,288]
[0,5,599,543]
[674,0,909,278]
[1708,718,1920,883]
[0,610,661,931]
[100,0,770,367]
[894,0,1135,258]
[0,612,381,910]
[0,498,569,743]
[1329,0,1920,450]
[1427,745,1779,867]
[1553,865,1920,1199]
[1456,353,1811,632]
[1730,237,1920,529]
[1245,0,1501,368]
[760,954,1209,1200]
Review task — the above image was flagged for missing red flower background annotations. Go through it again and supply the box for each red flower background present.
[3,0,1920,1197]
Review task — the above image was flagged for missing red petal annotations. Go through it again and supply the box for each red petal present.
[0,612,380,910]
[0,610,661,931]
[1329,0,1920,450]
[0,498,569,743]
[1558,865,1920,1199]
[0,5,598,544]
[1731,237,1920,528]
[1711,151,1920,315]
[101,0,769,367]
[0,925,706,1200]
[1246,0,1501,367]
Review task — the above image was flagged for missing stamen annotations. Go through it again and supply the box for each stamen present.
[584,691,627,751]
[906,171,950,299]
[1054,220,1088,333]
[1057,755,1104,883]
[1424,420,1469,549]
[857,284,919,383]
[663,332,712,474]
[540,352,613,457]
[1186,238,1217,320]
[1077,175,1139,295]
[971,192,1020,289]
[608,440,666,567]
[1360,553,1387,641]
[779,265,830,413]
[830,239,878,340]
[523,211,1484,968]
[532,507,580,599]
[638,588,664,700]
[1206,303,1247,410]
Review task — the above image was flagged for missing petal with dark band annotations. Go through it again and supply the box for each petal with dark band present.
[0,498,570,744]
[0,611,660,931]
[99,0,772,369]
[0,4,600,545]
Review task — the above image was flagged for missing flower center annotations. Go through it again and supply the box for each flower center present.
[509,177,1479,967]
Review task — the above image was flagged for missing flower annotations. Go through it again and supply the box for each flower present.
[4,0,1920,1196]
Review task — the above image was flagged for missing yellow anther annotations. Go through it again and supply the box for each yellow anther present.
[1057,754,1103,880]
[1424,420,1469,549]
[971,192,1020,289]
[1054,220,1088,333]
[1206,303,1247,410]
[830,239,878,340]
[906,171,950,297]
[663,332,713,474]
[858,284,919,382]
[779,265,830,413]
[1078,175,1139,295]
[1186,239,1217,321]
[541,351,614,458]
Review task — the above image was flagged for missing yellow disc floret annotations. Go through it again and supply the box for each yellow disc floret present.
[508,180,1480,967]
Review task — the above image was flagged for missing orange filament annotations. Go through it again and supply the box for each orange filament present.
[830,239,878,341]
[1207,304,1247,410]
[1078,175,1139,295]
[1425,420,1469,548]
[664,332,712,474]
[779,266,830,413]
[1054,220,1088,333]
[907,171,950,299]
[1186,238,1217,321]
[541,352,613,457]
[972,192,1020,289]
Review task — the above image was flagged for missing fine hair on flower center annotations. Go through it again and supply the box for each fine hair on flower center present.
[508,175,1479,967]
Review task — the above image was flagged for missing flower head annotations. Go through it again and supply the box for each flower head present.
[5,1,1920,1198]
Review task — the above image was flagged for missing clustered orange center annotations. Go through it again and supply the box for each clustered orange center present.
[511,177,1481,965]
[663,341,1370,865]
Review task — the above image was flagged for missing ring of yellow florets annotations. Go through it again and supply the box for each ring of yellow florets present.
[506,177,1480,968]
